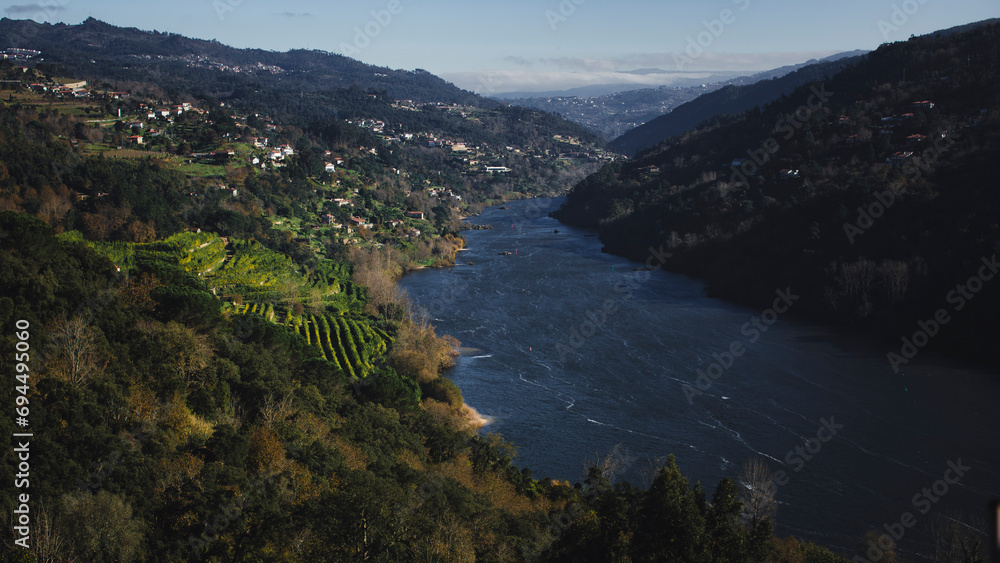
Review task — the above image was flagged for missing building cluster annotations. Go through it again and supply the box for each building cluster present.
[129,54,285,75]
[1,48,40,60]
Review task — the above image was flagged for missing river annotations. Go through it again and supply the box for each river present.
[397,198,1000,560]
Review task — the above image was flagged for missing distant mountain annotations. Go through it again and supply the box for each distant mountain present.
[610,51,868,155]
[504,84,723,140]
[0,17,482,106]
[0,17,608,152]
[493,71,748,100]
[498,84,658,100]
[554,21,1000,367]
[501,53,865,141]
[722,50,868,86]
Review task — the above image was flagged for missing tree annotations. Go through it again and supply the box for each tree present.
[929,511,987,562]
[60,491,146,562]
[247,425,287,475]
[149,321,214,391]
[738,457,777,534]
[46,317,106,388]
[631,455,707,562]
[705,478,748,562]
[30,504,76,563]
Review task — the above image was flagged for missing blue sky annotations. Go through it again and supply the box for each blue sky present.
[5,0,998,93]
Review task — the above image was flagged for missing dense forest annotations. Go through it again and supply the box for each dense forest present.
[1,16,989,562]
[0,211,858,562]
[555,22,1000,368]
[0,18,604,151]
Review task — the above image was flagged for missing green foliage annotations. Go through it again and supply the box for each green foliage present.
[421,376,464,409]
[0,214,850,561]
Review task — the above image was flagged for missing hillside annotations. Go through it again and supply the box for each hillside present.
[0,16,890,562]
[0,18,605,152]
[503,84,721,140]
[609,53,865,156]
[0,81,848,563]
[554,22,1000,368]
[505,51,866,141]
[0,17,477,105]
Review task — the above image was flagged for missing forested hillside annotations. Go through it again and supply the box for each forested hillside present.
[610,53,865,156]
[0,199,850,562]
[555,22,1000,368]
[0,17,605,150]
[0,18,908,562]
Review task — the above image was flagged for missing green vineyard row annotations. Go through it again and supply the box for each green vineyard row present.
[234,302,388,379]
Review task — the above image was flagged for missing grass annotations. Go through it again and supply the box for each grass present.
[173,161,227,178]
[107,149,161,159]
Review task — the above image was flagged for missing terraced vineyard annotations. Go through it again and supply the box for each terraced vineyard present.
[289,313,389,378]
[207,239,303,301]
[90,230,385,378]
[91,231,227,273]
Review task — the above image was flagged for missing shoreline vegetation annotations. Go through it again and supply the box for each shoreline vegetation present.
[352,241,488,434]
[4,15,991,556]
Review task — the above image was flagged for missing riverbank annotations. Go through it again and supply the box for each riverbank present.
[399,197,1000,561]
[571,223,1000,375]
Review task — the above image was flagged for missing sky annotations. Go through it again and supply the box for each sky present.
[4,0,998,94]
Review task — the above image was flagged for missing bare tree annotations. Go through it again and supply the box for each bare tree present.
[259,392,296,427]
[349,246,408,320]
[877,260,910,305]
[738,456,777,533]
[585,443,633,484]
[929,511,987,562]
[47,317,106,388]
[32,504,77,563]
[640,455,670,489]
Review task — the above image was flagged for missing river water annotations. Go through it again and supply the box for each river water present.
[397,198,1000,559]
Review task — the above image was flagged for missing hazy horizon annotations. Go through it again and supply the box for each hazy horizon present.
[4,0,997,93]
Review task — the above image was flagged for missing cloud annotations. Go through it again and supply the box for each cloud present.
[442,48,844,94]
[440,69,720,95]
[5,3,68,15]
[506,50,842,73]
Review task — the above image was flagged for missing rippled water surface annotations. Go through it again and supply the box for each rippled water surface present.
[398,198,1000,559]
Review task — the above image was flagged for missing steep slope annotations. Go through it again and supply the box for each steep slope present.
[505,51,866,140]
[0,18,609,160]
[0,17,480,105]
[555,21,1000,367]
[610,53,864,156]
